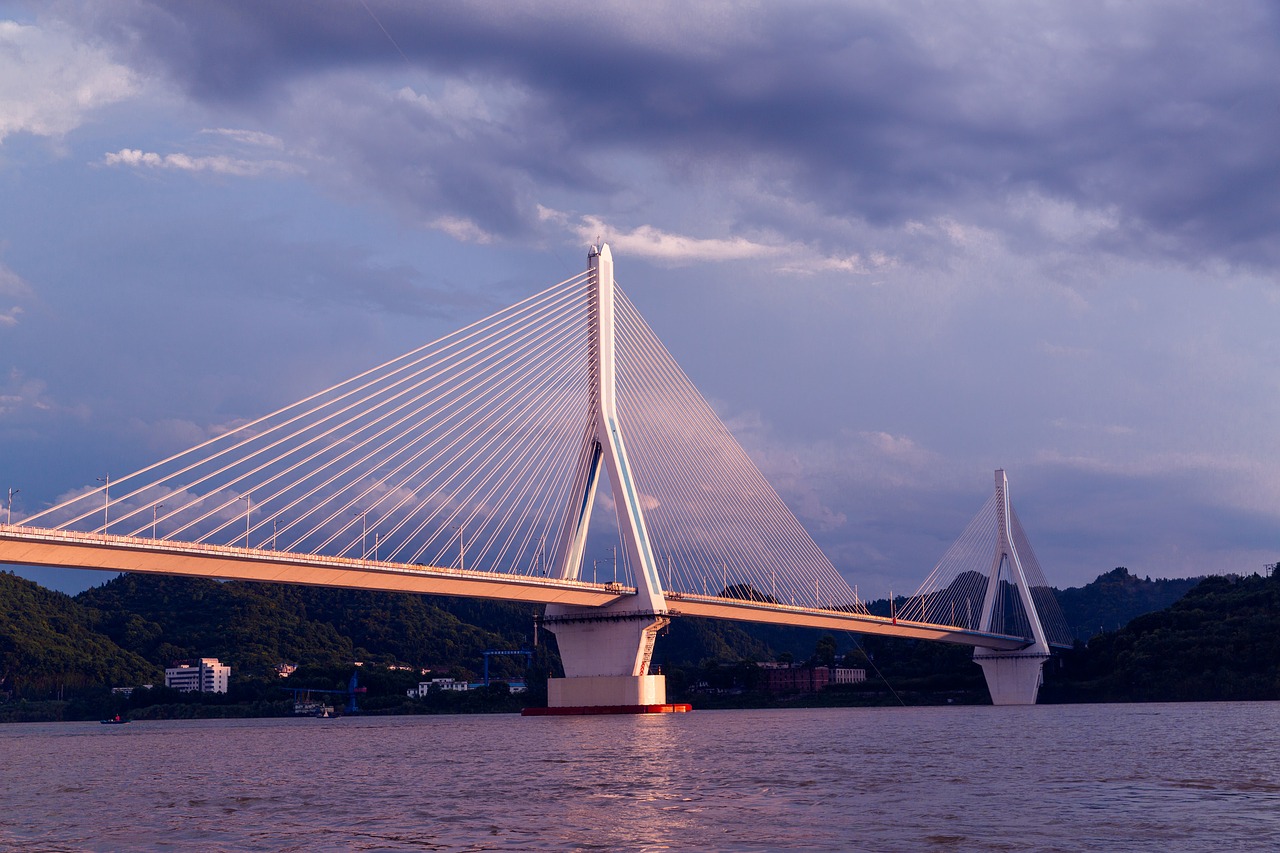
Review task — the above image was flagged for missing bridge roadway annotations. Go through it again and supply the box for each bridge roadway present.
[0,525,1028,651]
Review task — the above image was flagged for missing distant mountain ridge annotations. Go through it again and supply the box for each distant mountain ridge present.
[0,564,1249,707]
[1055,566,1202,640]
[1043,567,1280,702]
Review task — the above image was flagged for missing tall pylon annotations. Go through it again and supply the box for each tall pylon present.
[972,469,1053,704]
[540,244,675,712]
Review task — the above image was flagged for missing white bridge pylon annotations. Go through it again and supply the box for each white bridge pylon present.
[901,469,1073,704]
[539,244,669,709]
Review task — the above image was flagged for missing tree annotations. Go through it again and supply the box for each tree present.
[812,635,837,667]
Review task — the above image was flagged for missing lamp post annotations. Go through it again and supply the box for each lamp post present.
[453,521,465,570]
[241,494,251,548]
[96,474,109,533]
[5,488,17,525]
[355,510,369,558]
[152,504,164,539]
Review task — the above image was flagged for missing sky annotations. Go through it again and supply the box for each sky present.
[2,0,1278,596]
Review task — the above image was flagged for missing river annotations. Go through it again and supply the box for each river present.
[2,702,1278,851]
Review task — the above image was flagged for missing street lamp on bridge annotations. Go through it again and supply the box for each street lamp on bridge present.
[96,474,109,533]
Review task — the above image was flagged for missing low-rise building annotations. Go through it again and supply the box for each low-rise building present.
[832,666,867,685]
[763,664,830,693]
[111,684,153,697]
[756,662,867,693]
[165,658,230,694]
[408,677,471,697]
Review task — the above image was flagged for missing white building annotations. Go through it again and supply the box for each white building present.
[831,666,867,685]
[165,658,231,694]
[407,677,470,697]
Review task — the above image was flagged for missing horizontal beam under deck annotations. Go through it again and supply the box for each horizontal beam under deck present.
[666,594,1031,650]
[0,526,630,607]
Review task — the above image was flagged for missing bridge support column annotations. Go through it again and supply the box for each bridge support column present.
[532,611,689,714]
[973,652,1049,706]
[523,243,689,717]
[973,470,1053,706]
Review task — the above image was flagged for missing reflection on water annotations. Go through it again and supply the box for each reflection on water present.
[2,703,1278,851]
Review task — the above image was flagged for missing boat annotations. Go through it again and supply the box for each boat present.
[100,715,129,725]
[293,699,336,717]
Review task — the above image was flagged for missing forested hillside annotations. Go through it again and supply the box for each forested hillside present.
[0,572,158,696]
[3,563,1270,717]
[1043,568,1280,702]
[1055,567,1202,640]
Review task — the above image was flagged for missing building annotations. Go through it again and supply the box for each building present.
[763,664,830,693]
[408,677,470,697]
[111,684,153,697]
[832,666,867,685]
[165,658,230,694]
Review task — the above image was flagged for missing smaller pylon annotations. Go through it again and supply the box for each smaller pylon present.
[972,469,1052,705]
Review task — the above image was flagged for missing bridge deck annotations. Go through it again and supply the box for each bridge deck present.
[0,526,1030,650]
[0,526,626,607]
[666,594,1030,650]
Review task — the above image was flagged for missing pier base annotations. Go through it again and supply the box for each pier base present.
[974,652,1049,705]
[532,611,687,715]
[548,673,667,708]
[524,676,689,716]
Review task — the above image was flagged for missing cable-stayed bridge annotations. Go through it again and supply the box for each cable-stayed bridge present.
[0,245,1070,708]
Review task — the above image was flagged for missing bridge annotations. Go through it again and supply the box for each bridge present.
[0,244,1071,708]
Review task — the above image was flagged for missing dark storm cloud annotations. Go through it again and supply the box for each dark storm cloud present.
[66,1,1280,268]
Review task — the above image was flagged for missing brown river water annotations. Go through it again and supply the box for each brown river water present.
[2,702,1278,851]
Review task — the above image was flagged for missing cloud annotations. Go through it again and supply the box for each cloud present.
[102,147,300,177]
[0,19,137,143]
[0,260,32,297]
[0,260,33,329]
[541,205,900,273]
[60,2,1280,271]
[429,215,495,244]
[0,368,56,417]
[575,216,780,264]
[199,127,284,148]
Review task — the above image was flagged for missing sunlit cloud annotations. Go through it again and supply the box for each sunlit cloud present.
[576,216,781,264]
[0,19,137,143]
[199,128,285,149]
[102,148,302,177]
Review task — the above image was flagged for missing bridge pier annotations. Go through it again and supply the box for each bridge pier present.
[974,651,1049,705]
[529,609,689,714]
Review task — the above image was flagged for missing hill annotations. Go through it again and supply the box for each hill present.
[1042,568,1280,702]
[75,574,539,680]
[0,571,158,698]
[0,563,1243,716]
[1055,566,1202,640]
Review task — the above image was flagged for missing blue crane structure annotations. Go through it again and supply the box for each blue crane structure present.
[285,670,367,715]
[482,649,534,687]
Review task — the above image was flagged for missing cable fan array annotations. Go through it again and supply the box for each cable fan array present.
[22,272,599,579]
[614,290,868,613]
[19,267,869,613]
[897,493,1072,646]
